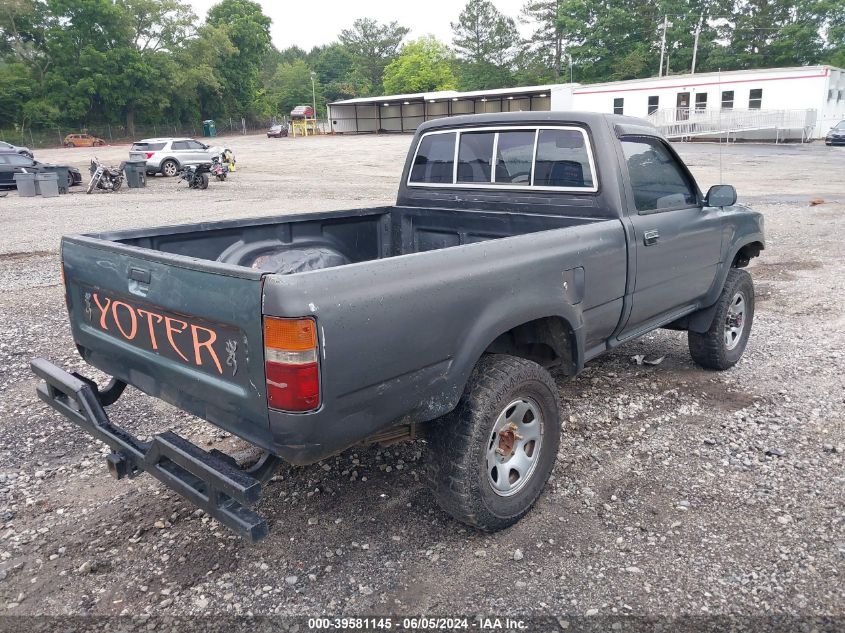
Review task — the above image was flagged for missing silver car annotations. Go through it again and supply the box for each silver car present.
[130,137,224,177]
[0,140,34,159]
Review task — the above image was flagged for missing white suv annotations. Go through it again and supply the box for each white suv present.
[130,137,225,177]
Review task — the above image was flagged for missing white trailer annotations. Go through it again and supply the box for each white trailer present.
[567,65,844,140]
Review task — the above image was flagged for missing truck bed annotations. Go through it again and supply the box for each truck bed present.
[61,205,621,459]
[89,206,601,273]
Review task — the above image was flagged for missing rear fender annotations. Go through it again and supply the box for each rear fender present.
[441,304,583,412]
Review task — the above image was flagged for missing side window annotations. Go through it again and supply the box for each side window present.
[457,132,495,183]
[187,140,206,150]
[409,132,455,184]
[493,130,535,185]
[621,137,698,212]
[7,154,31,166]
[534,129,595,189]
[171,141,189,150]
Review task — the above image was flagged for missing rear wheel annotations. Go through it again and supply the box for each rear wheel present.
[161,160,178,177]
[198,173,209,189]
[688,268,755,370]
[65,142,75,148]
[426,354,561,531]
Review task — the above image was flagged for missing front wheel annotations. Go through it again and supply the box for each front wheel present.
[426,354,561,531]
[86,173,100,194]
[688,268,755,370]
[198,173,209,189]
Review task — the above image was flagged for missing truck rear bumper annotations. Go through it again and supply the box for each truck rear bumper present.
[30,358,278,542]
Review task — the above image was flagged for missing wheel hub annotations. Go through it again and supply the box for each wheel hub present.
[724,291,747,350]
[496,424,520,458]
[486,398,543,497]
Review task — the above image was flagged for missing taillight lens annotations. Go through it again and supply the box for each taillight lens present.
[263,317,320,412]
[145,152,154,159]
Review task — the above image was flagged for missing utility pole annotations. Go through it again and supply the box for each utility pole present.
[658,15,671,78]
[691,14,703,75]
[310,71,318,132]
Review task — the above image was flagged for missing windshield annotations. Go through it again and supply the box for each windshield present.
[835,121,845,130]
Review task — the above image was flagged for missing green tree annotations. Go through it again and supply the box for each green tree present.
[382,35,458,94]
[315,42,370,101]
[521,0,565,79]
[170,24,236,122]
[0,0,52,83]
[267,59,324,116]
[206,0,271,119]
[0,62,35,128]
[452,0,519,89]
[708,0,827,70]
[825,0,845,66]
[339,18,409,94]
[120,0,196,52]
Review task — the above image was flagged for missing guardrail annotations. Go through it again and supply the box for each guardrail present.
[648,108,817,142]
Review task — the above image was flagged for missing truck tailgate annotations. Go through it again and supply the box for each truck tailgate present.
[61,236,270,447]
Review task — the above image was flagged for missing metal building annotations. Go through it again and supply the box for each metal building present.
[327,85,569,134]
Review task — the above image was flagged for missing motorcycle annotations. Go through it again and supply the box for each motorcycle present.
[210,155,228,181]
[178,163,210,189]
[86,158,124,194]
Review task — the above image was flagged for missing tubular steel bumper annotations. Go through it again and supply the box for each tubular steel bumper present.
[31,357,275,542]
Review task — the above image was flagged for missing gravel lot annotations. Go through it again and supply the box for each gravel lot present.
[0,134,843,625]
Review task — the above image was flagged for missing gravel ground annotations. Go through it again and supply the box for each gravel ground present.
[0,134,843,626]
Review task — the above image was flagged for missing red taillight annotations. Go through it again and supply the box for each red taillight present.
[145,152,154,159]
[265,361,320,410]
[263,317,320,412]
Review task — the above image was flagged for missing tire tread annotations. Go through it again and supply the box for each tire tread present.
[688,268,754,370]
[426,354,561,531]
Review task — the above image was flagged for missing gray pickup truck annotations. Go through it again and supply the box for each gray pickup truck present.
[32,112,764,541]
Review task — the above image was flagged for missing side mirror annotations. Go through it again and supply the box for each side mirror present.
[705,184,737,207]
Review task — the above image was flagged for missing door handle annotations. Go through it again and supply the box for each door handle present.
[643,229,660,246]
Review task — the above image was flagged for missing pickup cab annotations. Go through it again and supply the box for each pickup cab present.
[32,112,764,541]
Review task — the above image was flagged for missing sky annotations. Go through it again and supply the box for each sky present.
[185,0,533,52]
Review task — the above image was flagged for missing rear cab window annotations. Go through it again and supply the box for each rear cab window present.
[409,126,597,192]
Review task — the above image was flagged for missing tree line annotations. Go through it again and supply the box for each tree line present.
[1,0,843,137]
